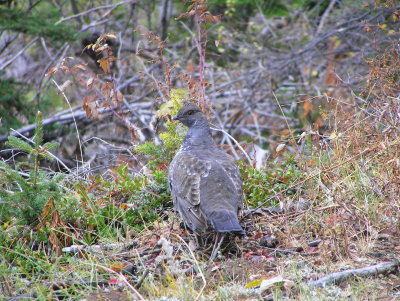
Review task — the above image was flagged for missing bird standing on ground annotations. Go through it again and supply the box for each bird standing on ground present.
[168,101,245,260]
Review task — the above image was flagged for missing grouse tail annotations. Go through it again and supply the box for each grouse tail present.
[207,210,245,235]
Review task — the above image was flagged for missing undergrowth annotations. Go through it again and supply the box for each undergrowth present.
[1,1,399,300]
[0,112,63,225]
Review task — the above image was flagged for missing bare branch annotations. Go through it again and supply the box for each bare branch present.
[0,38,38,70]
[56,0,137,24]
[309,260,400,288]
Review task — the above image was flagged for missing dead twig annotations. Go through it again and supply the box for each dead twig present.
[56,0,137,24]
[134,268,150,289]
[0,37,39,70]
[308,260,400,288]
[62,241,138,253]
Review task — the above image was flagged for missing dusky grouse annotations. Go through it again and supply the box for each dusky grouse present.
[168,102,245,260]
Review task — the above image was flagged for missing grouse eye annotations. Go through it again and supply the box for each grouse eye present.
[187,110,195,116]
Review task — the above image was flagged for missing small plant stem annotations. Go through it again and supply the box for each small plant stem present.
[194,3,206,110]
[52,79,84,168]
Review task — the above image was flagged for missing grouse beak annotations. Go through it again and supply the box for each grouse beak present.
[172,115,179,121]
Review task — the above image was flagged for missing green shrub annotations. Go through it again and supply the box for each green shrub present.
[0,7,78,42]
[135,89,187,167]
[0,112,64,225]
[0,73,33,135]
[241,155,304,208]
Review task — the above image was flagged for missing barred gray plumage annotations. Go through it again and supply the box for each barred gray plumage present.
[168,102,244,260]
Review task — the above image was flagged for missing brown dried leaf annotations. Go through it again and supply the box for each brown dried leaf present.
[275,144,286,156]
[100,82,113,98]
[364,26,372,32]
[197,5,208,13]
[95,45,109,53]
[71,63,88,72]
[83,96,92,117]
[83,44,93,52]
[60,65,70,73]
[187,2,195,11]
[175,12,188,20]
[203,13,221,23]
[300,99,314,119]
[112,89,123,104]
[45,67,58,77]
[41,198,54,221]
[48,209,70,255]
[98,57,109,73]
[57,80,73,94]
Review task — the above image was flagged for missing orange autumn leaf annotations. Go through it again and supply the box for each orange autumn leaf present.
[110,263,128,272]
[41,197,54,220]
[98,57,109,73]
[300,100,314,119]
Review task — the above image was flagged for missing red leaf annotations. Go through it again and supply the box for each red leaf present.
[244,251,254,259]
[108,278,118,285]
[254,233,264,239]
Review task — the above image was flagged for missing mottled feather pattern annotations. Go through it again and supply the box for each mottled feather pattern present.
[217,158,242,201]
[169,151,213,233]
[168,101,245,235]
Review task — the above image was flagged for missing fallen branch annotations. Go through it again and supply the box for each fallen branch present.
[62,241,138,253]
[134,268,150,289]
[0,101,151,143]
[308,260,400,288]
[261,246,319,257]
[0,110,91,143]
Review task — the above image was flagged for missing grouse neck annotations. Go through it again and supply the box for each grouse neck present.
[181,124,217,151]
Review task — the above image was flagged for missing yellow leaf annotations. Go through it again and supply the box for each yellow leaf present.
[334,39,341,48]
[170,89,188,102]
[329,132,337,140]
[98,58,109,73]
[156,89,189,118]
[379,24,387,29]
[104,33,117,39]
[245,279,264,289]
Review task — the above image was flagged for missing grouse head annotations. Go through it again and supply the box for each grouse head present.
[172,102,207,128]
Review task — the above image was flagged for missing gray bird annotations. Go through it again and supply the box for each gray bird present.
[168,102,245,260]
